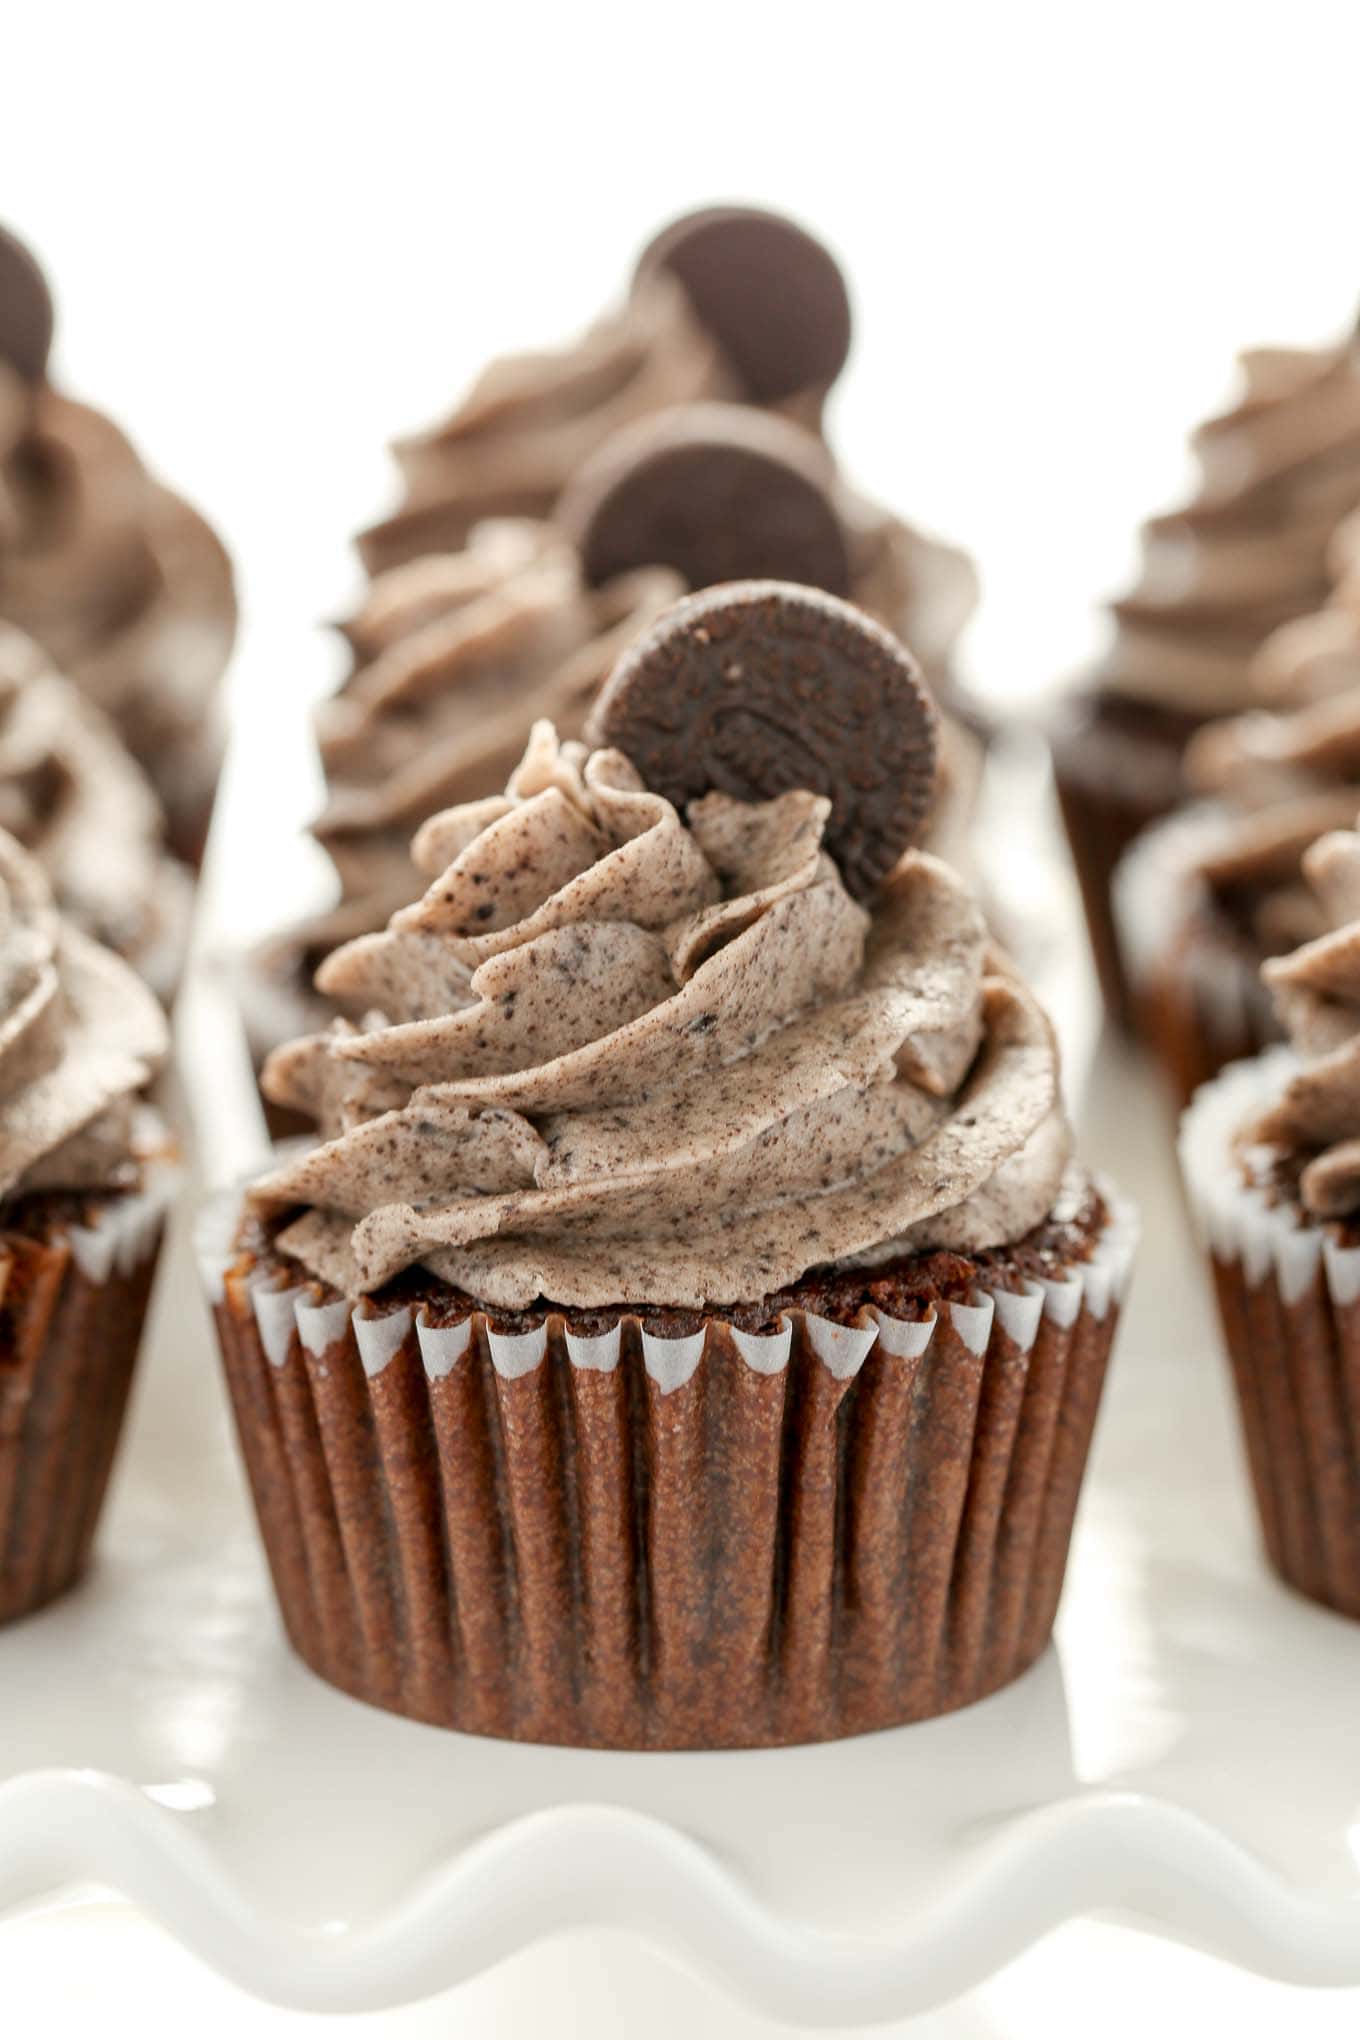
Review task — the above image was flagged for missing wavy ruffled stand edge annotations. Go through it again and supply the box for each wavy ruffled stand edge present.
[196,1187,1137,1749]
[9,1771,1360,2021]
[1115,806,1283,1106]
[0,1157,174,1625]
[1181,1054,1360,1617]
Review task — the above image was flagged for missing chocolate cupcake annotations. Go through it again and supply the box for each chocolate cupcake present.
[203,584,1134,1749]
[1115,514,1360,1104]
[1181,820,1360,1617]
[0,624,192,1000]
[358,204,854,575]
[244,408,980,1107]
[0,826,171,1625]
[1053,324,1360,1026]
[0,224,237,864]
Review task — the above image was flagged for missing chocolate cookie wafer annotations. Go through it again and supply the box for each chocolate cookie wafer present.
[589,579,939,897]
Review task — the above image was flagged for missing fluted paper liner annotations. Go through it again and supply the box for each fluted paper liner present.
[200,1191,1137,1748]
[1051,719,1182,1030]
[0,1161,171,1625]
[1116,808,1282,1106]
[1182,1054,1360,1617]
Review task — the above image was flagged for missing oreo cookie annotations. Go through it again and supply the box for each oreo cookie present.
[558,402,852,596]
[0,226,54,383]
[634,206,851,405]
[589,581,937,898]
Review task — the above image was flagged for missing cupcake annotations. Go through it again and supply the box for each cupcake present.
[0,624,192,1000]
[0,225,237,864]
[0,826,171,1625]
[204,583,1135,1749]
[1115,514,1360,1104]
[243,406,980,1106]
[1053,323,1360,1026]
[1181,819,1360,1616]
[358,204,854,575]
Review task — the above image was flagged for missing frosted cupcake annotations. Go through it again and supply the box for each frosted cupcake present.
[245,406,980,1100]
[358,204,854,575]
[1116,513,1360,1103]
[1053,323,1360,1025]
[1182,820,1360,1616]
[0,624,191,1000]
[0,225,237,864]
[0,827,171,1624]
[204,584,1135,1749]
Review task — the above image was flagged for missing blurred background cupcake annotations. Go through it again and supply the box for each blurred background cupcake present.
[0,223,237,866]
[203,585,1135,1749]
[0,624,192,1002]
[357,204,855,576]
[1181,820,1360,1617]
[0,826,171,1626]
[1115,511,1360,1105]
[1052,323,1360,1028]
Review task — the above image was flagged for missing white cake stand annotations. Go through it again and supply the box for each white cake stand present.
[4,716,1360,2029]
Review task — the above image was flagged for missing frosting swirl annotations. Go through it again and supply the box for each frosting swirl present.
[0,360,236,846]
[0,625,190,995]
[256,724,1070,1309]
[1097,336,1360,717]
[360,274,741,574]
[307,520,684,957]
[1251,507,1360,709]
[1250,824,1360,1217]
[0,824,167,1201]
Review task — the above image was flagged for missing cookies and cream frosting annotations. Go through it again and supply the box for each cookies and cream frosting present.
[256,723,1072,1309]
[1250,824,1360,1218]
[307,520,685,956]
[0,625,189,994]
[360,274,741,574]
[1098,336,1360,717]
[0,824,167,1202]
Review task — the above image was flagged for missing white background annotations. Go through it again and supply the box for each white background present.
[5,1,1360,2031]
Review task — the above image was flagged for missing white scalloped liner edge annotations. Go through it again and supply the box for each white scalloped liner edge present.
[5,1769,1360,2020]
[194,1184,1140,1388]
[1178,1049,1360,1305]
[62,1148,178,1285]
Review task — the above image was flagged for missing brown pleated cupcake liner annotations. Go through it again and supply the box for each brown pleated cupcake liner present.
[0,1168,170,1626]
[200,1191,1137,1749]
[1050,721,1185,1032]
[1181,1056,1360,1617]
[1115,806,1282,1110]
